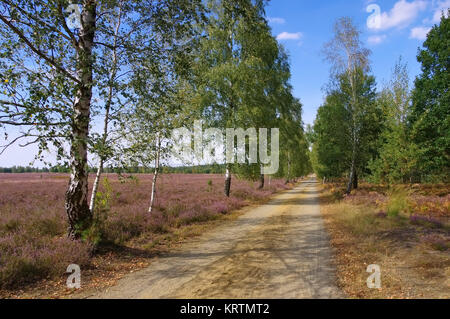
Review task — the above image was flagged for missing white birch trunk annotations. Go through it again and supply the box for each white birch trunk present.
[224,164,232,197]
[149,134,161,213]
[66,2,96,239]
[89,159,103,213]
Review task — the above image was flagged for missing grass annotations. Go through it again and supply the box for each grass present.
[320,182,449,299]
[386,187,410,217]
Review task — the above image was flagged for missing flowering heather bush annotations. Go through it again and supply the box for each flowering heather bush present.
[210,202,228,214]
[0,173,291,287]
[0,231,91,288]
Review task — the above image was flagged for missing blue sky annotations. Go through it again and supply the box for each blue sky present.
[266,0,449,125]
[1,0,448,167]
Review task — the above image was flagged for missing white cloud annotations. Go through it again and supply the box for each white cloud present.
[367,35,387,45]
[276,32,303,41]
[268,17,286,24]
[369,0,428,31]
[409,26,432,39]
[431,0,450,23]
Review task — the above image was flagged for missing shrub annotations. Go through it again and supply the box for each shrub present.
[0,234,91,288]
[210,202,228,214]
[386,187,410,217]
[0,218,20,233]
[83,177,113,246]
[31,217,63,237]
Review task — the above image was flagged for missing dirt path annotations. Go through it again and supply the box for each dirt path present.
[87,178,343,299]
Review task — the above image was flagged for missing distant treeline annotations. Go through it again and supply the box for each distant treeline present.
[0,164,226,174]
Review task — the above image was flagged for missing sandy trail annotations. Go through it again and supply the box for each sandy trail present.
[89,178,343,299]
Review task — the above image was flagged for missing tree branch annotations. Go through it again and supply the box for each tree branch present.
[0,120,68,126]
[57,2,79,49]
[1,0,74,44]
[0,14,80,84]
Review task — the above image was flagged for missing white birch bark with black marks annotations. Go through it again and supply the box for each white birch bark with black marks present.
[224,164,232,197]
[149,133,161,213]
[258,164,264,189]
[66,1,96,239]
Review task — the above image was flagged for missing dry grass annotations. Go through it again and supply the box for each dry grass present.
[320,184,450,299]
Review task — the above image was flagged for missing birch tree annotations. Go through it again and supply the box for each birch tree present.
[323,17,372,194]
[0,0,99,238]
[194,0,284,196]
[117,43,197,213]
[312,68,380,185]
[0,0,204,238]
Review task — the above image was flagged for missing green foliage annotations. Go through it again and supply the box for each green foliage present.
[410,11,450,182]
[312,69,381,180]
[368,58,420,184]
[82,178,113,246]
[315,15,449,187]
[315,17,382,191]
[312,92,351,179]
[192,0,310,183]
[386,187,410,217]
[277,98,312,180]
[0,0,206,237]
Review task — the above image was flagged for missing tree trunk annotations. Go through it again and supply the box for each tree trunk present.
[346,162,355,195]
[353,170,358,189]
[89,159,103,213]
[149,134,161,213]
[224,164,231,197]
[345,53,359,197]
[258,173,264,189]
[66,2,96,239]
[286,151,291,184]
[346,110,358,195]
